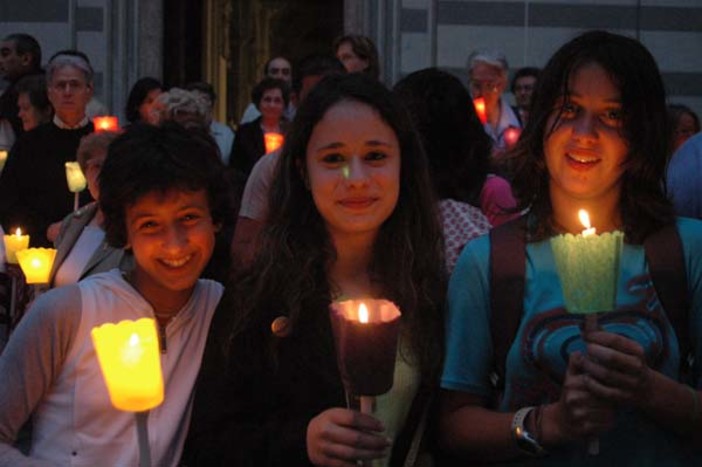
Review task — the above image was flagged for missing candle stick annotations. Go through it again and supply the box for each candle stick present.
[3,228,30,264]
[91,318,164,467]
[551,209,623,456]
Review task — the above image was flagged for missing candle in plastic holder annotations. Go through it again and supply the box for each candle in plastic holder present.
[16,248,56,284]
[93,116,119,133]
[473,97,487,124]
[0,150,7,173]
[330,299,401,400]
[92,318,164,467]
[3,228,29,265]
[264,132,284,154]
[65,161,87,211]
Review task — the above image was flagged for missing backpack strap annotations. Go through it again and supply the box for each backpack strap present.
[643,223,690,362]
[489,216,527,389]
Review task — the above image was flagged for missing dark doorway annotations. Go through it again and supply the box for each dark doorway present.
[163,0,204,88]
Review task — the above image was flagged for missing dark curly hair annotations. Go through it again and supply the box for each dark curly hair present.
[507,30,674,243]
[99,122,230,247]
[393,68,491,207]
[228,73,446,384]
[333,34,381,80]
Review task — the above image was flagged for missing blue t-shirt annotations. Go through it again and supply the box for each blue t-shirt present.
[441,218,702,466]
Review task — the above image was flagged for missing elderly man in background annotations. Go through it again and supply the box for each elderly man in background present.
[0,50,94,247]
[0,33,43,151]
[467,49,521,157]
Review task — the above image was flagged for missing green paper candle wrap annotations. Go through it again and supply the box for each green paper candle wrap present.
[551,230,624,314]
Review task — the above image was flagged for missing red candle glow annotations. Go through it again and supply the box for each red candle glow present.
[93,116,119,133]
[330,299,401,396]
[264,133,284,154]
[473,97,487,124]
[504,126,522,147]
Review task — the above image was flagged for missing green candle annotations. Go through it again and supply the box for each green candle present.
[551,210,623,314]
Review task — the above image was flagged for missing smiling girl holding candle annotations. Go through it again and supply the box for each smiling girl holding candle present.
[0,124,229,466]
[439,31,702,466]
[185,74,446,466]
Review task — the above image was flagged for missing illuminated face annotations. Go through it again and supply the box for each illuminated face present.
[267,57,292,83]
[17,92,49,131]
[139,88,163,124]
[545,62,629,209]
[125,189,217,312]
[336,42,369,74]
[468,62,506,108]
[47,65,93,123]
[306,99,400,242]
[258,87,285,121]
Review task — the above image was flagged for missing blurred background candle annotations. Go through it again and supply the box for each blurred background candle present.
[0,150,7,174]
[473,97,487,124]
[503,126,522,148]
[93,116,119,133]
[3,228,30,265]
[16,248,56,284]
[263,132,284,154]
[65,161,87,211]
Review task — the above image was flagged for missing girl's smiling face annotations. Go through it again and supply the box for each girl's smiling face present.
[305,99,400,241]
[545,62,629,209]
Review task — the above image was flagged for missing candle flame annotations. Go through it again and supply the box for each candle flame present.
[14,228,22,237]
[358,303,369,324]
[578,210,591,230]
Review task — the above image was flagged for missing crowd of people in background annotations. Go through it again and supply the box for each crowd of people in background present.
[0,27,700,467]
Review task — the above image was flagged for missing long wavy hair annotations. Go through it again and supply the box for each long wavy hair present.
[508,30,674,243]
[393,68,491,206]
[227,73,446,384]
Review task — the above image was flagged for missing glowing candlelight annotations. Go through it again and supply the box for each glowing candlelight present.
[0,150,7,173]
[93,116,119,133]
[16,248,56,284]
[579,209,596,236]
[91,318,164,412]
[473,97,487,124]
[503,126,522,147]
[330,299,401,398]
[264,132,284,154]
[3,228,30,264]
[65,161,87,193]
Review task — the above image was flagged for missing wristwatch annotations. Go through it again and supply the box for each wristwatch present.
[512,406,547,456]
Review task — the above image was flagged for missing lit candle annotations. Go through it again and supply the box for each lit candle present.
[0,150,7,173]
[550,210,623,314]
[473,97,487,124]
[3,228,30,265]
[16,248,57,284]
[91,318,164,412]
[329,299,401,398]
[264,132,284,154]
[503,126,522,147]
[92,116,119,133]
[65,162,87,193]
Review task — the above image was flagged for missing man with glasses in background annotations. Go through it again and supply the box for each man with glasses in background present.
[0,50,94,246]
[467,49,521,158]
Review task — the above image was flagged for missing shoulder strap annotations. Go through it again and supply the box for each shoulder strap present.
[489,216,527,389]
[643,224,690,360]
